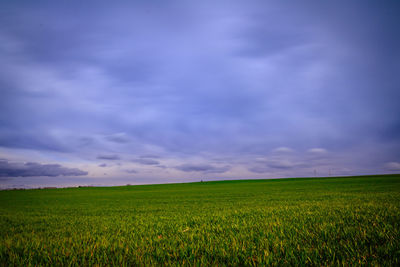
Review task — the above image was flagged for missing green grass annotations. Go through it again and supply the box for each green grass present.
[1,175,400,266]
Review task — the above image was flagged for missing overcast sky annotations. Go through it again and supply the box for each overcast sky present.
[1,0,399,188]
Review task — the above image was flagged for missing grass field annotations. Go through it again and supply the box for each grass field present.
[1,175,400,266]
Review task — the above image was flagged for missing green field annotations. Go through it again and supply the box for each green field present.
[1,175,400,266]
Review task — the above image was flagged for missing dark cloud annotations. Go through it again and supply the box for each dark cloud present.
[266,159,297,170]
[98,163,107,167]
[132,158,160,165]
[0,159,88,177]
[105,133,130,144]
[140,155,161,159]
[248,166,270,174]
[97,154,120,160]
[156,165,167,169]
[125,169,138,174]
[175,164,230,174]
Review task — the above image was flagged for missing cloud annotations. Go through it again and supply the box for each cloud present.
[0,131,70,152]
[249,157,305,173]
[385,162,400,171]
[140,155,161,159]
[132,158,160,165]
[0,1,399,186]
[105,133,130,144]
[175,164,230,174]
[97,154,120,160]
[267,159,297,169]
[125,169,138,174]
[248,166,270,174]
[156,165,167,169]
[98,163,107,167]
[307,148,328,154]
[0,159,88,177]
[273,147,294,153]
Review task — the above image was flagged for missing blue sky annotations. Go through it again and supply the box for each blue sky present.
[1,1,400,188]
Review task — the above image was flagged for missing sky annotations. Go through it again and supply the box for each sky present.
[1,0,400,188]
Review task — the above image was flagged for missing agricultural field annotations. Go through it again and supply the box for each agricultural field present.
[1,175,400,266]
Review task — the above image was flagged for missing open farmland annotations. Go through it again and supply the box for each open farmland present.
[1,175,400,266]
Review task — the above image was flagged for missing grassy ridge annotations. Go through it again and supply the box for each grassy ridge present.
[1,175,400,266]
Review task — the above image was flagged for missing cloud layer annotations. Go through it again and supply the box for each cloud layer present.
[0,1,399,187]
[0,159,88,177]
[175,164,231,174]
[97,155,120,160]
